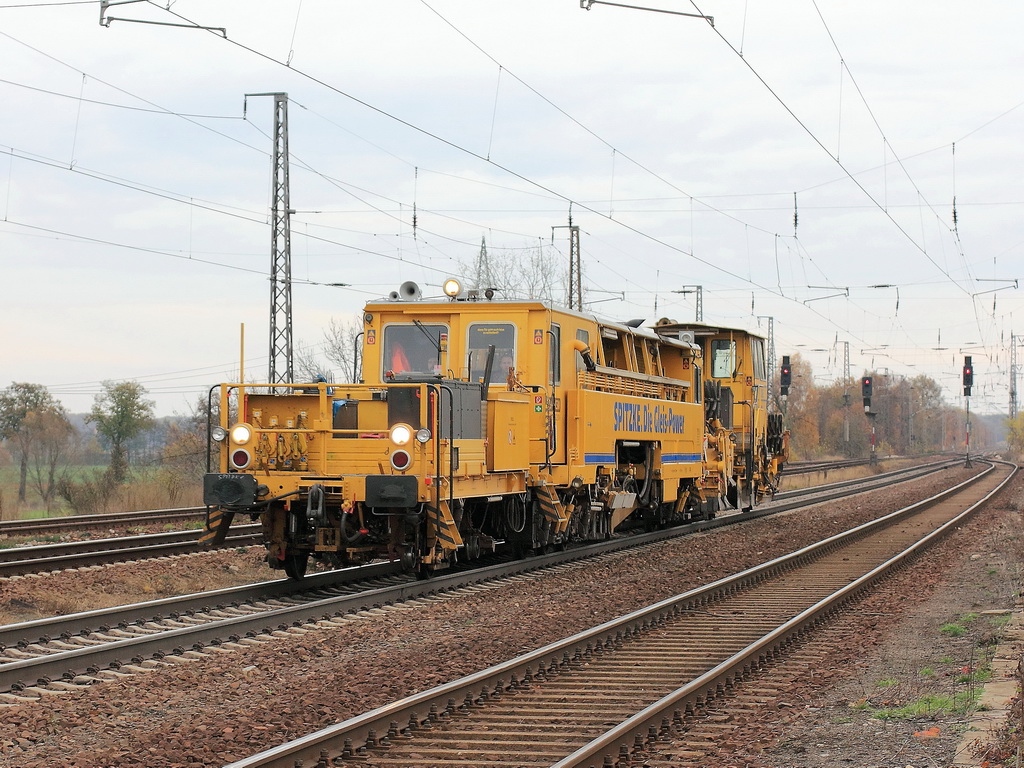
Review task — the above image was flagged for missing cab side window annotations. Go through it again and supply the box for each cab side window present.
[752,338,766,381]
[468,322,516,382]
[711,339,736,378]
[549,323,561,386]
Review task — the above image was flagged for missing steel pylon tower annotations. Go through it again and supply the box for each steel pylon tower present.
[553,217,582,310]
[1012,333,1020,420]
[264,92,293,385]
[567,224,582,311]
[675,285,703,322]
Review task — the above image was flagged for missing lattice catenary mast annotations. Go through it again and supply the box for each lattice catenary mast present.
[248,92,294,385]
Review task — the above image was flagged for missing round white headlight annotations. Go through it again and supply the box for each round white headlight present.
[211,426,228,442]
[230,424,253,445]
[390,424,413,446]
[415,428,432,444]
[442,278,462,297]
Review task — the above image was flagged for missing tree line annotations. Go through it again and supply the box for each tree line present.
[0,380,206,515]
[780,353,1001,459]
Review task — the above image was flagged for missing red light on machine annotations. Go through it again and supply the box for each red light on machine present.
[390,450,411,471]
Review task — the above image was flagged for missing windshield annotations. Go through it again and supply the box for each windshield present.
[383,324,447,375]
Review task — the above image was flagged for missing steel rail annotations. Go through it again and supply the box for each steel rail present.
[0,526,261,577]
[0,506,204,536]
[785,457,873,474]
[0,561,400,650]
[773,456,953,501]
[219,460,1014,768]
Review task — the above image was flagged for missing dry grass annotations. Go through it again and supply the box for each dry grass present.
[0,476,203,521]
[114,479,203,512]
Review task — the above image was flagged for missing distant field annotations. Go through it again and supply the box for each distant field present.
[0,464,202,521]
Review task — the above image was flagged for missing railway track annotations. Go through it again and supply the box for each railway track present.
[0,506,204,538]
[0,523,261,577]
[785,457,874,474]
[0,457,966,702]
[222,459,1014,768]
[0,457,951,579]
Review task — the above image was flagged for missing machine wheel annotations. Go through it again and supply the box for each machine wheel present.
[283,552,309,579]
[417,563,440,580]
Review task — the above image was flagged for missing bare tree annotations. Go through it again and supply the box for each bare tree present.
[459,242,568,304]
[322,316,363,383]
[0,382,64,502]
[294,343,334,384]
[24,409,78,511]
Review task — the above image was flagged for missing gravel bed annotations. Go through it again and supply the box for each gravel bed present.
[0,464,1016,767]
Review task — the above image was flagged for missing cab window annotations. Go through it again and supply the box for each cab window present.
[549,323,561,386]
[752,338,766,381]
[575,329,590,371]
[468,322,516,382]
[710,339,736,378]
[383,324,447,376]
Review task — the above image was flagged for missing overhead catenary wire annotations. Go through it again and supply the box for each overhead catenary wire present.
[2,1,1016,412]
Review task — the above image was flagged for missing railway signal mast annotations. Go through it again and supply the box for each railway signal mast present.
[779,355,791,418]
[963,356,973,467]
[862,376,876,464]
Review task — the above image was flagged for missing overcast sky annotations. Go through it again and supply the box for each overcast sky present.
[2,0,1021,417]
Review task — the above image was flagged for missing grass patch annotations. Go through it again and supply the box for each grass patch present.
[873,691,979,720]
[940,611,987,638]
[989,614,1012,630]
[956,668,993,685]
[876,678,898,688]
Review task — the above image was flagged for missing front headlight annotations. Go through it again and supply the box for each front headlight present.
[230,423,253,445]
[415,428,431,444]
[211,426,228,442]
[390,423,413,446]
